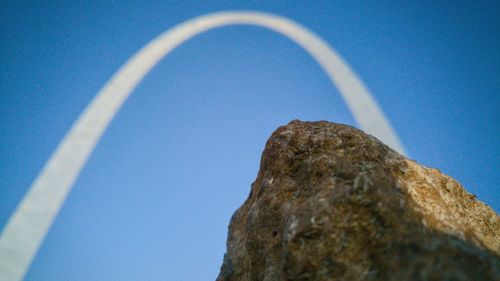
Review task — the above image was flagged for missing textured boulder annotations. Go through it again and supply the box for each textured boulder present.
[217,120,499,281]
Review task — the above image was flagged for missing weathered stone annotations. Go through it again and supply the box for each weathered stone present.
[217,120,499,281]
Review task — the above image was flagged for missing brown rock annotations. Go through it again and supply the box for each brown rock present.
[217,120,500,281]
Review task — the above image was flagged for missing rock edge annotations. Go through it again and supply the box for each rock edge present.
[217,120,499,281]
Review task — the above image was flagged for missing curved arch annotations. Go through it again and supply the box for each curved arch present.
[0,11,406,280]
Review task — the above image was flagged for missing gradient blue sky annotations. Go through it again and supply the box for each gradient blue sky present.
[1,1,499,280]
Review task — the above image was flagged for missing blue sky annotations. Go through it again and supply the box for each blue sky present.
[1,1,499,280]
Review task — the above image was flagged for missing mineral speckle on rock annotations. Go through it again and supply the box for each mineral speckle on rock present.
[216,120,499,281]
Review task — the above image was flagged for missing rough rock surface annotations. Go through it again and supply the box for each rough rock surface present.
[217,120,499,281]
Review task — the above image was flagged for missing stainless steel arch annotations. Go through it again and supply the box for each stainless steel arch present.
[0,11,406,280]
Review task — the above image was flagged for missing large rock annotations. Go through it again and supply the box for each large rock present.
[217,120,499,281]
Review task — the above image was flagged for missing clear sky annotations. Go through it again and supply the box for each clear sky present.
[1,1,499,280]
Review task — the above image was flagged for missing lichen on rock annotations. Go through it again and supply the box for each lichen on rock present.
[217,120,500,281]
